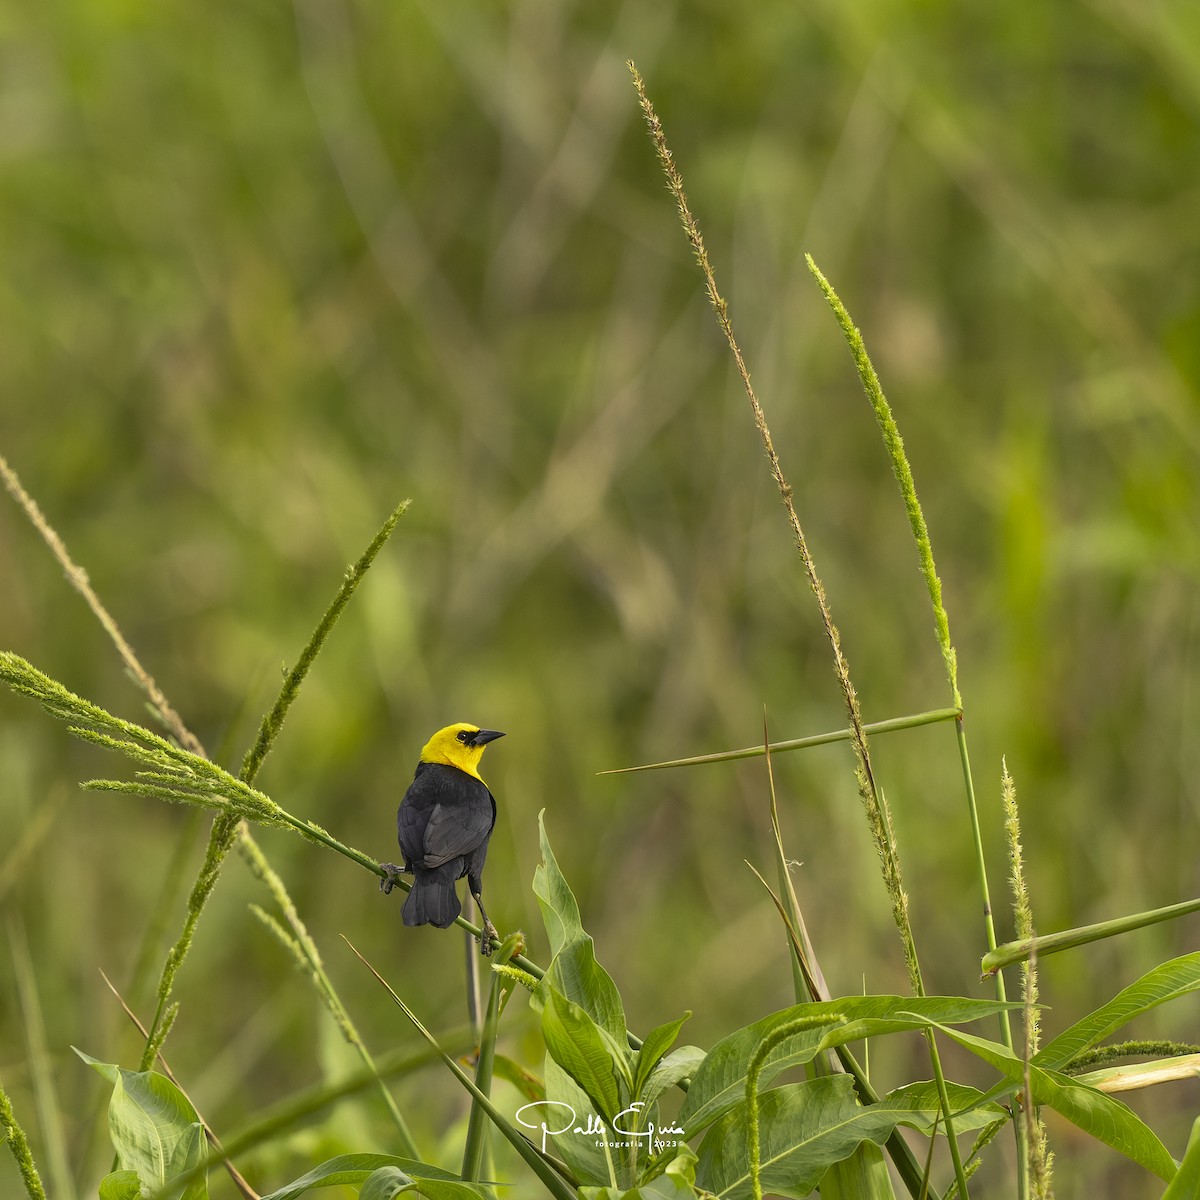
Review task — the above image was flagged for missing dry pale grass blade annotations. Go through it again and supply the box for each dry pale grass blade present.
[0,452,205,757]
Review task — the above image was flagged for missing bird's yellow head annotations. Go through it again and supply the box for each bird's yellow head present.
[419,723,505,781]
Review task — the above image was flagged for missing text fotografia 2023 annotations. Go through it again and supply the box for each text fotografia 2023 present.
[514,1101,685,1154]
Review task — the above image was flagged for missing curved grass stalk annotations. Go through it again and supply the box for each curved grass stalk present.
[1,453,421,1157]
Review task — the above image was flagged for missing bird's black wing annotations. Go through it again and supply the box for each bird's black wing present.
[400,764,495,869]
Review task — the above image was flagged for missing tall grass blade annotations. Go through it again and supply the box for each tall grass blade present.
[462,935,524,1187]
[599,708,960,774]
[983,899,1200,976]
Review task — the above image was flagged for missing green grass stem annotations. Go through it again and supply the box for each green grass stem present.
[0,452,206,758]
[2,451,416,1113]
[461,937,522,1188]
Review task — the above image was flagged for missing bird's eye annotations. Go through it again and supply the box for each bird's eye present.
[456,730,471,744]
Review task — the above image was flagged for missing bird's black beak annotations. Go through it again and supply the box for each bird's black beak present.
[469,729,505,747]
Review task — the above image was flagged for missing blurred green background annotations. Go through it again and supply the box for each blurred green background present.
[2,1,1199,1195]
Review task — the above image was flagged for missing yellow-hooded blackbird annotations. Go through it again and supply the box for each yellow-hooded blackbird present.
[380,723,504,955]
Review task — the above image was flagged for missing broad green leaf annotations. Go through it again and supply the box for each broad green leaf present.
[698,1074,1009,1200]
[360,1168,415,1200]
[696,1076,904,1200]
[634,1013,691,1101]
[99,1171,144,1200]
[534,811,585,956]
[543,987,624,1121]
[1161,1116,1200,1200]
[677,995,1015,1136]
[537,1057,620,1187]
[928,1020,1176,1180]
[359,1166,487,1200]
[879,1081,1008,1133]
[697,1076,1006,1200]
[76,1050,208,1200]
[258,1154,472,1200]
[1038,952,1200,1069]
[640,1046,706,1111]
[541,935,629,1048]
[531,817,630,1055]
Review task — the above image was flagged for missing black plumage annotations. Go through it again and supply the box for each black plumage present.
[396,761,496,930]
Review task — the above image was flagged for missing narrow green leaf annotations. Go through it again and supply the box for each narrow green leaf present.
[926,1021,1176,1180]
[678,996,1016,1136]
[599,708,961,774]
[344,940,580,1200]
[1037,952,1200,1069]
[982,900,1200,975]
[634,1013,691,1101]
[1161,1116,1200,1200]
[543,988,623,1122]
[359,1168,415,1200]
[639,1046,706,1111]
[258,1154,473,1200]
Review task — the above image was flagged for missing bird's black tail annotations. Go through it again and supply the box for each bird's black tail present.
[403,866,461,929]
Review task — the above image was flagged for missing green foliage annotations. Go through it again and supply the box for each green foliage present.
[2,15,1199,1197]
[76,1052,207,1200]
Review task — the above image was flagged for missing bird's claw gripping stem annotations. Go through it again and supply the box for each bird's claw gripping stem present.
[379,863,405,895]
[479,919,499,957]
